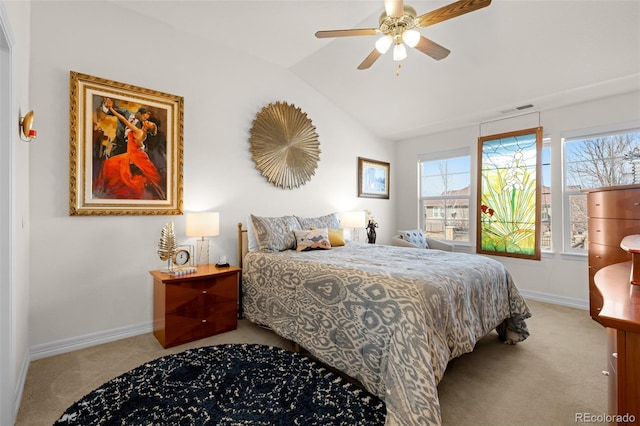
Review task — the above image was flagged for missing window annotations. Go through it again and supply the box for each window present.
[477,128,541,259]
[419,148,471,243]
[563,126,640,253]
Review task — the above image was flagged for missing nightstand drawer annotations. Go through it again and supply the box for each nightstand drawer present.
[165,307,237,346]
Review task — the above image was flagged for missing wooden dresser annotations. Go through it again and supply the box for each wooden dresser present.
[595,261,640,424]
[585,184,640,322]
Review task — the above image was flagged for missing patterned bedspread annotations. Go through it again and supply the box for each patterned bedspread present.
[242,243,531,426]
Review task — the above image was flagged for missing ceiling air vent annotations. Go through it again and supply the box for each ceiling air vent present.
[499,104,534,114]
[516,104,534,110]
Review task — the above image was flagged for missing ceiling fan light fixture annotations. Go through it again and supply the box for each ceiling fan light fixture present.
[393,43,407,61]
[402,29,420,48]
[375,35,393,54]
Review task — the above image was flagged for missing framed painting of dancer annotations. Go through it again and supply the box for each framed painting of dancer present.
[69,71,184,216]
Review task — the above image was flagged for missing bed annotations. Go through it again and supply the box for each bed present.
[238,215,531,426]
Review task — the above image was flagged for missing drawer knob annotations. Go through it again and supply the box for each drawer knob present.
[202,291,207,294]
[595,203,601,206]
[596,229,601,232]
[201,319,207,323]
[612,352,618,359]
[635,202,640,206]
[602,370,609,376]
[595,255,602,258]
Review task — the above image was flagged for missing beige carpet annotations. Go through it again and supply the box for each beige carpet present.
[16,299,606,426]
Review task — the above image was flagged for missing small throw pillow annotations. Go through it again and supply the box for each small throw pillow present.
[327,228,345,247]
[294,228,332,251]
[312,227,345,247]
[398,229,429,249]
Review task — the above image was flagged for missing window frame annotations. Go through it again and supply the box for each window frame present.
[561,121,640,254]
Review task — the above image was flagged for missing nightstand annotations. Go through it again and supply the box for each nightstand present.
[149,264,241,349]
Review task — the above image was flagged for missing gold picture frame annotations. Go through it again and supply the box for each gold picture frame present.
[358,157,390,199]
[69,71,184,215]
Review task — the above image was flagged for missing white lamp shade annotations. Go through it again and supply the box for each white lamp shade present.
[341,211,366,228]
[186,212,220,237]
[375,35,393,54]
[393,43,407,61]
[402,29,420,48]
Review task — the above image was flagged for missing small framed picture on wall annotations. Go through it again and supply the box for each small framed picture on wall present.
[358,157,390,199]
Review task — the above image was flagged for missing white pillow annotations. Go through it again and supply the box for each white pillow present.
[397,229,429,249]
[246,215,259,252]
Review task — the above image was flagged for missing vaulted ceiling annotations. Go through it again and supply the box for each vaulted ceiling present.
[112,0,640,140]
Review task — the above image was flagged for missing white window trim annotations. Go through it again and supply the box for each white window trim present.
[540,139,553,253]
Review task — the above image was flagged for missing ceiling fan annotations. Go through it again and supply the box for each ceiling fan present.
[315,0,492,70]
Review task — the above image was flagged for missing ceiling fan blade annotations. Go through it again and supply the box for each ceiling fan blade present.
[384,0,404,18]
[416,0,491,28]
[357,49,383,70]
[315,28,378,38]
[414,36,451,61]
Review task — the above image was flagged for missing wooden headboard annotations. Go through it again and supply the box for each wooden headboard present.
[236,222,248,318]
[237,222,248,270]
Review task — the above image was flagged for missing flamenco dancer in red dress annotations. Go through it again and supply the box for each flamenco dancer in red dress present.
[94,99,164,200]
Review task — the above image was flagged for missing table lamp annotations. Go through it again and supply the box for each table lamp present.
[341,211,366,242]
[186,212,220,265]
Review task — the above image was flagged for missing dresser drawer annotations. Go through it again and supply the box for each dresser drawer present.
[589,242,632,269]
[588,218,640,246]
[587,188,640,219]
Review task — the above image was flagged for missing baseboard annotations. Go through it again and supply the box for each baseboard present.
[30,321,153,361]
[13,349,30,421]
[520,289,588,310]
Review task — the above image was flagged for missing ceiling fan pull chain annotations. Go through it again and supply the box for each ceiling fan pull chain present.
[396,62,402,76]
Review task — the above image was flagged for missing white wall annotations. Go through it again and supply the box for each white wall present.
[0,0,31,423]
[396,90,640,308]
[27,1,395,355]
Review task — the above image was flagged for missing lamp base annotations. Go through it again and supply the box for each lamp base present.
[195,239,209,265]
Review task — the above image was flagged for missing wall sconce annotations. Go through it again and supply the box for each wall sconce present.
[185,212,220,265]
[19,111,37,142]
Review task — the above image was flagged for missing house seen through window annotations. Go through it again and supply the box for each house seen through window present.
[419,149,471,243]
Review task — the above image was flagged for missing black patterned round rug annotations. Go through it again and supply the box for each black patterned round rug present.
[55,343,385,425]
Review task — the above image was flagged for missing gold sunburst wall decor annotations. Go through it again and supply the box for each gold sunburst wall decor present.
[249,101,320,190]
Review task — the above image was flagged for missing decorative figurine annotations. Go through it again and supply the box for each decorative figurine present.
[367,220,378,244]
